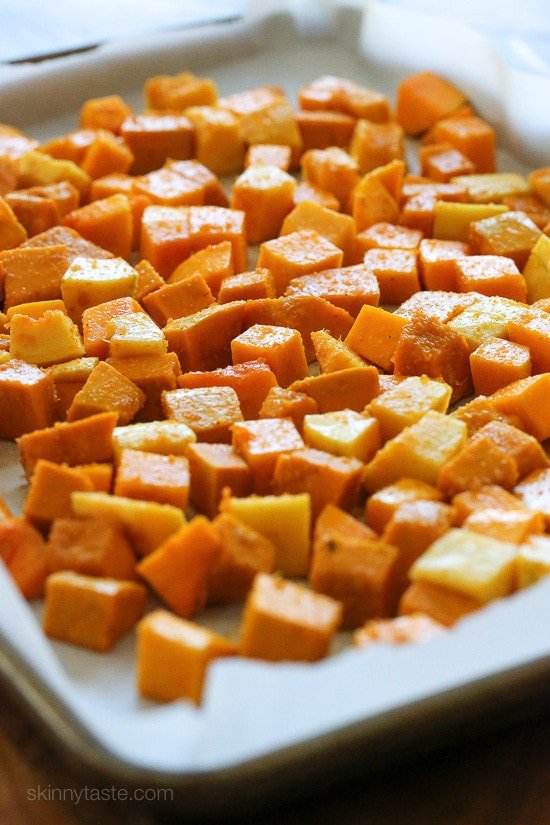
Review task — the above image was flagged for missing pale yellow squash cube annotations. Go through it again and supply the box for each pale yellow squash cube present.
[48,356,99,383]
[221,491,311,577]
[363,410,467,493]
[367,375,452,442]
[522,234,550,304]
[516,535,550,589]
[71,491,185,556]
[450,172,529,203]
[6,299,67,321]
[17,150,91,198]
[106,311,167,358]
[302,408,381,462]
[9,309,85,366]
[448,295,528,351]
[112,420,196,462]
[432,202,508,242]
[409,527,517,603]
[61,256,138,324]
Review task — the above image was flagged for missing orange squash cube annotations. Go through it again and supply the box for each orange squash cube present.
[66,361,145,424]
[188,205,247,273]
[0,359,57,440]
[300,146,360,208]
[133,258,165,301]
[43,571,147,651]
[296,110,355,152]
[185,106,245,176]
[62,193,133,259]
[79,95,134,133]
[469,211,541,270]
[396,71,468,136]
[354,613,446,648]
[167,240,233,295]
[131,167,205,207]
[231,417,305,494]
[310,505,399,628]
[365,477,443,534]
[463,506,544,544]
[392,313,472,403]
[472,419,548,479]
[418,238,470,291]
[259,386,318,432]
[514,468,550,529]
[162,385,243,443]
[23,459,94,531]
[280,200,357,266]
[362,248,420,305]
[142,273,214,327]
[145,71,218,110]
[244,143,292,170]
[470,337,531,396]
[218,268,276,303]
[231,324,308,388]
[46,516,137,579]
[136,516,221,618]
[17,411,117,477]
[114,448,190,510]
[240,573,342,662]
[257,229,343,296]
[120,114,195,175]
[311,329,367,373]
[399,580,482,627]
[208,511,276,604]
[437,436,519,498]
[0,517,48,600]
[273,447,363,520]
[349,119,404,174]
[163,301,245,372]
[451,484,529,525]
[166,159,229,208]
[72,462,113,492]
[345,304,408,372]
[105,352,180,422]
[427,115,496,172]
[137,610,236,705]
[230,164,296,244]
[1,244,74,309]
[285,263,379,317]
[186,442,252,518]
[507,309,550,374]
[418,142,475,182]
[177,360,277,420]
[289,366,380,413]
[491,374,550,441]
[292,181,341,212]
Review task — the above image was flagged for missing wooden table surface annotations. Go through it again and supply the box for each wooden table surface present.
[2,681,550,825]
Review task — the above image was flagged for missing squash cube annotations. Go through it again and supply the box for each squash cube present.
[9,309,85,367]
[432,202,508,242]
[0,517,48,600]
[43,571,146,652]
[120,114,195,175]
[409,527,517,603]
[0,359,57,440]
[231,324,308,388]
[185,105,245,176]
[365,477,443,534]
[62,193,133,259]
[428,115,496,172]
[280,200,357,266]
[231,417,304,494]
[230,164,296,244]
[106,311,166,359]
[177,359,277,420]
[257,229,343,296]
[395,71,467,136]
[105,352,181,422]
[114,449,190,510]
[61,256,137,325]
[137,610,236,705]
[81,296,143,359]
[218,268,276,303]
[349,119,404,174]
[1,244,75,309]
[300,146,360,207]
[361,248,420,305]
[46,516,136,580]
[514,468,550,529]
[522,234,550,303]
[240,573,342,662]
[162,386,243,443]
[418,238,470,291]
[66,361,145,425]
[187,442,252,518]
[516,535,550,589]
[437,435,519,498]
[310,330,367,373]
[345,305,408,372]
[363,410,467,493]
[453,254,527,302]
[220,490,311,578]
[399,580,482,627]
[491,374,550,441]
[163,301,245,373]
[303,409,381,462]
[141,273,214,327]
[137,516,221,617]
[111,420,196,462]
[470,337,531,396]
[367,375,452,442]
[285,263,380,317]
[23,460,94,531]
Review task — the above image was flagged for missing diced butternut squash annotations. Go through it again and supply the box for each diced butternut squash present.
[66,361,145,424]
[470,337,531,396]
[23,459,94,531]
[141,273,215,327]
[516,535,550,589]
[217,268,276,303]
[114,449,190,510]
[257,229,344,296]
[81,296,143,359]
[137,610,236,705]
[43,571,146,651]
[208,511,276,604]
[491,374,550,441]
[345,305,408,372]
[220,490,311,578]
[120,114,195,175]
[111,420,196,462]
[162,385,243,444]
[163,301,245,373]
[396,71,468,136]
[514,468,550,529]
[418,238,470,291]
[47,517,136,580]
[289,366,380,413]
[427,115,496,172]
[303,409,381,462]
[522,234,550,303]
[367,375,452,442]
[106,352,180,422]
[231,324,308,388]
[463,506,544,544]
[0,359,57,440]
[280,200,357,266]
[187,442,252,519]
[452,254,527,302]
[177,360,277,420]
[137,516,221,617]
[0,517,48,599]
[240,573,342,662]
[398,580,482,627]
[437,435,519,498]
[61,255,137,325]
[62,193,133,259]
[349,120,404,174]
[363,410,467,493]
[285,263,380,317]
[231,417,304,494]
[354,613,446,648]
[365,477,443,534]
[9,309,85,367]
[298,75,391,122]
[230,164,296,244]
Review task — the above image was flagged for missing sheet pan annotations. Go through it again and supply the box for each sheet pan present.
[0,1,549,814]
